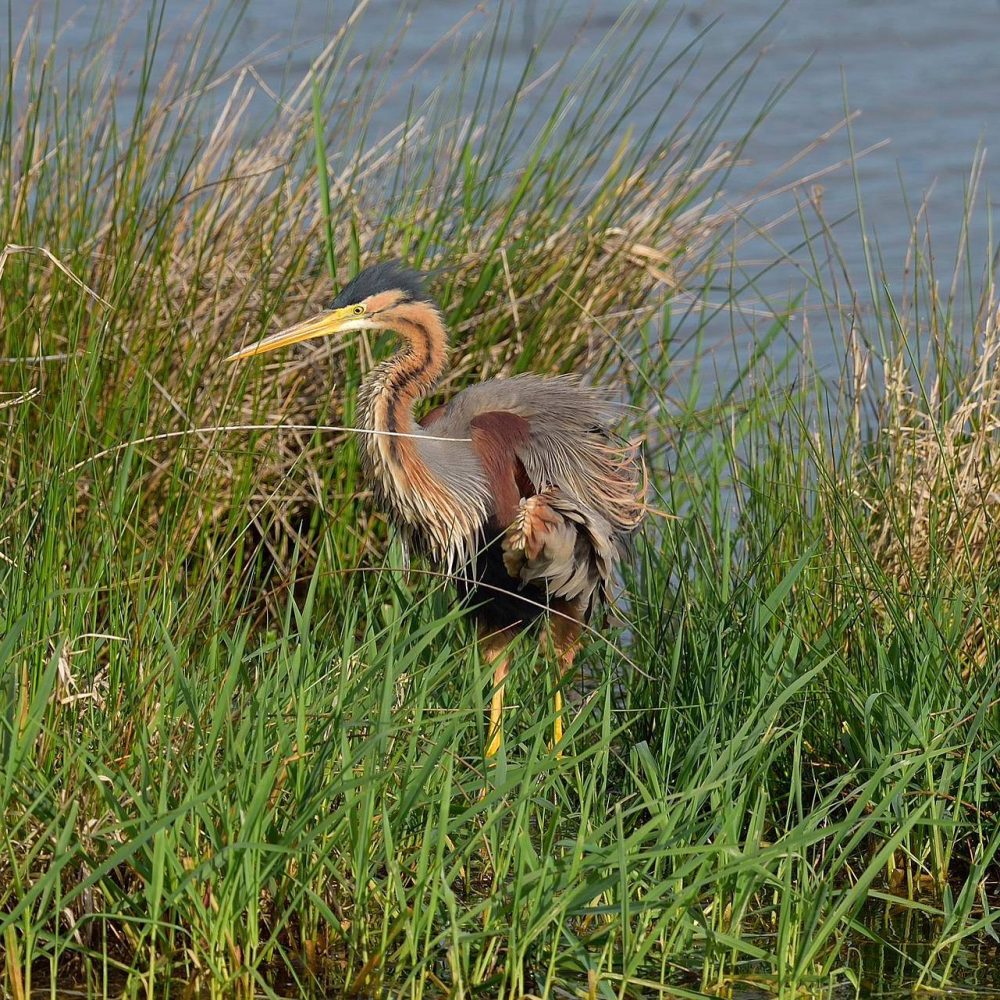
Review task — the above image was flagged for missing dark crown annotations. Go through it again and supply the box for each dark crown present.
[330,261,428,309]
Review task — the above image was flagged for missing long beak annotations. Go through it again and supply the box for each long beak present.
[225,306,357,363]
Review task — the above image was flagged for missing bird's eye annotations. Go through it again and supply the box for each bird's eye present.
[353,304,365,315]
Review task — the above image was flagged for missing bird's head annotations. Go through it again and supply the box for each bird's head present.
[225,261,432,362]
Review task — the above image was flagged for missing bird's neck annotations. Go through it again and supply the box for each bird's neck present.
[356,304,450,529]
[357,303,448,439]
[356,303,488,569]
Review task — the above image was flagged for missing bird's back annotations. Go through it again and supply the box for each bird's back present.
[422,374,645,542]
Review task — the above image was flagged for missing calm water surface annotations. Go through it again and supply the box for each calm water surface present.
[7,0,1000,375]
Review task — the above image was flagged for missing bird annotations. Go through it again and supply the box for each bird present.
[226,260,645,758]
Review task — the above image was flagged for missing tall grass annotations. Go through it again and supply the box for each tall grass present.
[2,2,999,998]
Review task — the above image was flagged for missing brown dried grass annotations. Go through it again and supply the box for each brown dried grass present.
[839,280,1000,661]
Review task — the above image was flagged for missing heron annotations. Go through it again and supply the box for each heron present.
[226,261,645,757]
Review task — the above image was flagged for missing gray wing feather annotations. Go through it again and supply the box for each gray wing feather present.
[502,489,622,609]
[418,373,645,606]
[435,373,645,535]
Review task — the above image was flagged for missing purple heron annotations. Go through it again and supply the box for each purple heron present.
[227,261,645,757]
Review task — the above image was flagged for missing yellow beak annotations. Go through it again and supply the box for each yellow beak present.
[225,306,359,362]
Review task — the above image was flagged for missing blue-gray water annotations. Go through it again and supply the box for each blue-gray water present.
[7,0,1000,372]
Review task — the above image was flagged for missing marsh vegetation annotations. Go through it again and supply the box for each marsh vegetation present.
[1,3,999,997]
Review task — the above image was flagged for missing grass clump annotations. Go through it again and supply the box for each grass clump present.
[2,2,1000,999]
[843,286,1000,665]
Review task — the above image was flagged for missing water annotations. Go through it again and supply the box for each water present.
[9,1,999,329]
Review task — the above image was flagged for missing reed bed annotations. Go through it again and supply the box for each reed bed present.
[1,3,999,998]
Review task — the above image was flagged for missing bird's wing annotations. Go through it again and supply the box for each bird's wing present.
[500,489,618,609]
[467,410,619,610]
[417,377,644,602]
[446,375,644,539]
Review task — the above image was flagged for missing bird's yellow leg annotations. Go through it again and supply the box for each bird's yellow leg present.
[549,603,582,757]
[486,675,506,759]
[481,629,513,760]
[552,685,564,749]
